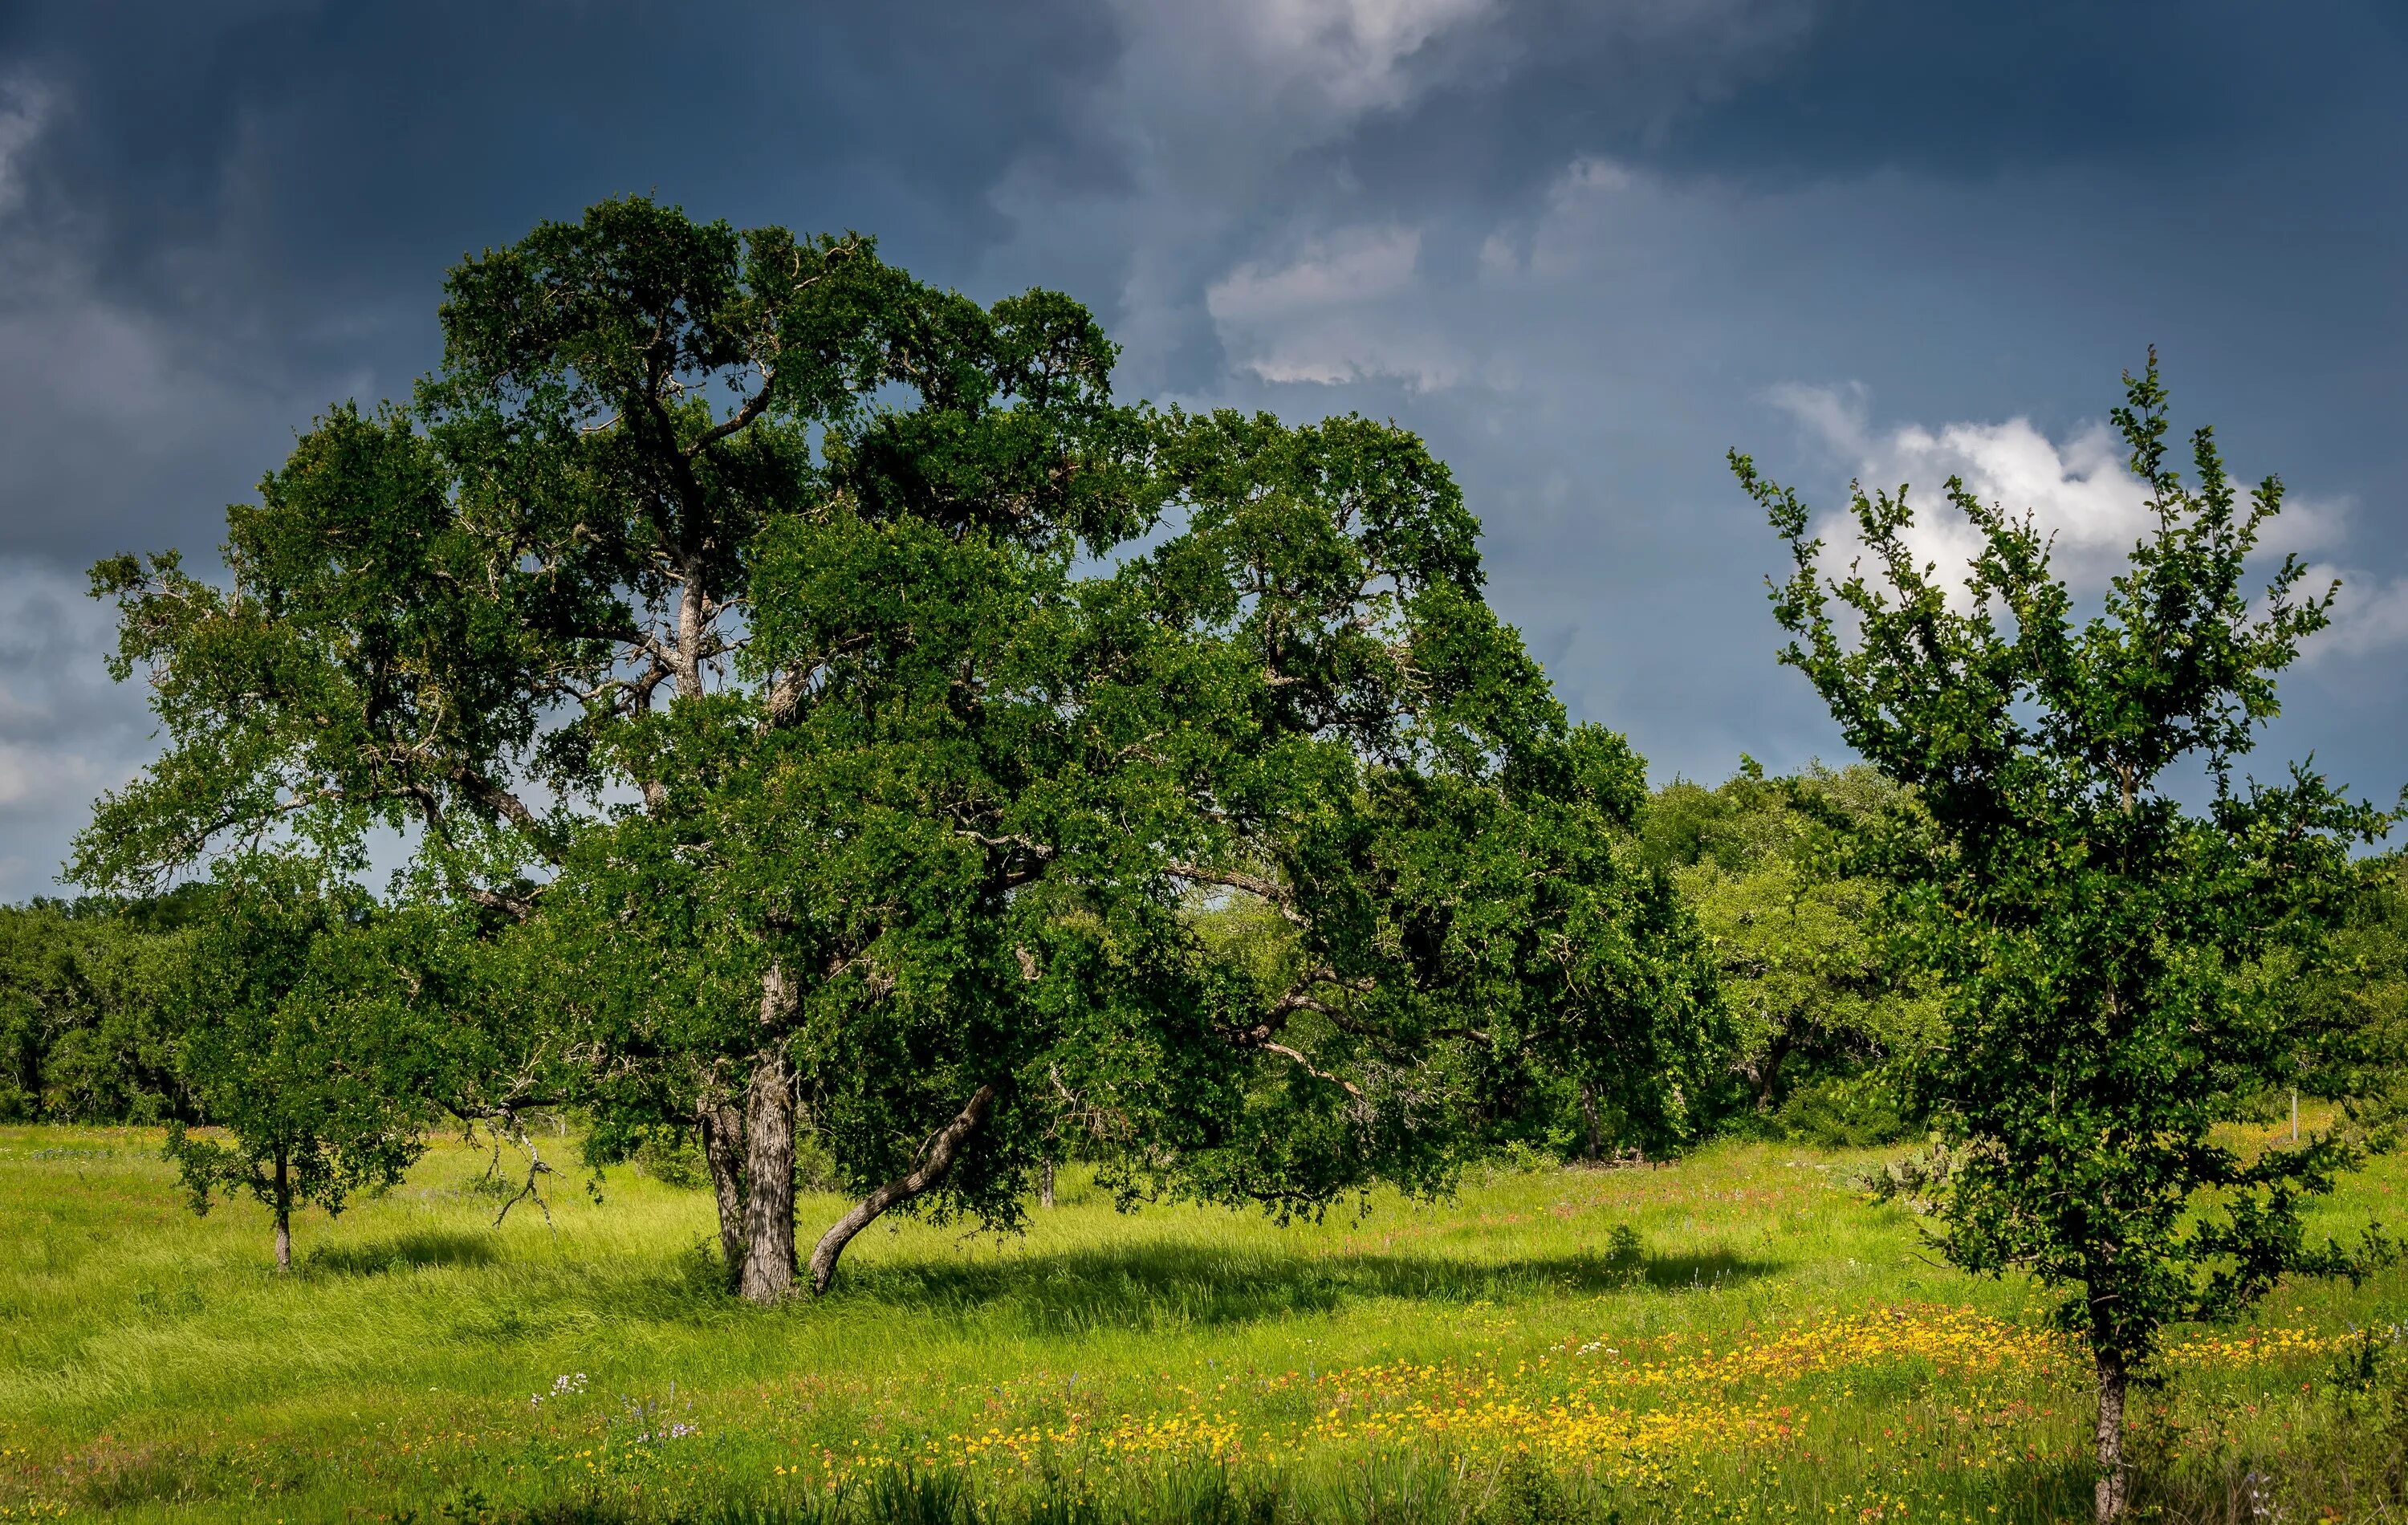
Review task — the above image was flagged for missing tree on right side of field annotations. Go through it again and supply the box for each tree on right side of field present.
[1733,355,2396,1523]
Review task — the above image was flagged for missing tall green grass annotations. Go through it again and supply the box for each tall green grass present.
[0,1119,2398,1523]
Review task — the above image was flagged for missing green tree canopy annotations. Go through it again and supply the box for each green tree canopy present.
[2289,849,2408,1109]
[79,197,1719,1303]
[0,888,208,1124]
[1640,762,1936,1143]
[1735,355,2395,1521]
[162,856,455,1271]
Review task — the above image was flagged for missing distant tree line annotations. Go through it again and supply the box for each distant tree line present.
[0,885,209,1124]
[19,771,2398,1149]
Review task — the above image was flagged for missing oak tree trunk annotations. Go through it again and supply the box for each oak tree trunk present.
[272,1148,292,1273]
[737,1053,797,1304]
[698,1101,746,1283]
[1579,1082,1602,1161]
[809,1083,999,1295]
[1753,1031,1789,1113]
[2093,1344,2129,1523]
[1040,1159,1056,1209]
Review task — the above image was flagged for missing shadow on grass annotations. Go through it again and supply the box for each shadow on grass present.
[304,1230,500,1277]
[801,1241,1779,1334]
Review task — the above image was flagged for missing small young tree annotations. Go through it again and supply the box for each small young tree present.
[1734,356,2394,1521]
[162,856,437,1271]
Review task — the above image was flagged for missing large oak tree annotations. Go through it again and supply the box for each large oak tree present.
[79,198,1719,1303]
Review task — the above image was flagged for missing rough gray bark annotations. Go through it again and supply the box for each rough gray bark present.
[1040,1159,1056,1209]
[272,1149,292,1273]
[698,1100,746,1283]
[808,1082,1000,1295]
[737,1053,797,1303]
[1579,1081,1602,1161]
[736,964,799,1305]
[2093,1344,2129,1522]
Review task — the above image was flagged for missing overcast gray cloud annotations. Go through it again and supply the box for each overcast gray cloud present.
[0,0,2401,897]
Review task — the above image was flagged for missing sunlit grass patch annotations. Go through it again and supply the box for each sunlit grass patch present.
[0,1124,2397,1522]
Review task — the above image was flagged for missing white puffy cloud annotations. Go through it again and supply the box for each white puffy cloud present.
[1770,383,2406,657]
[1771,382,2155,589]
[2307,567,2408,658]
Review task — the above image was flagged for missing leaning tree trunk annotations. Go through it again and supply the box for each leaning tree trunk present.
[737,1052,797,1303]
[698,1100,747,1283]
[271,1148,293,1273]
[808,1083,999,1295]
[2093,1342,2129,1522]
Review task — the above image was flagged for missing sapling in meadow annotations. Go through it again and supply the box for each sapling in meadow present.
[162,856,440,1271]
[1734,355,2396,1521]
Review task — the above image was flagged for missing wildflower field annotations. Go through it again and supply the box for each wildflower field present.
[0,1120,2400,1523]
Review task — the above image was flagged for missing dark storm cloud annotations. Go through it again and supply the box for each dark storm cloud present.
[0,0,1125,558]
[0,0,2402,898]
[1083,0,2408,802]
[2,0,1125,299]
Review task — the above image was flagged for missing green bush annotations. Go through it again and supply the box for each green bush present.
[1773,1072,1914,1148]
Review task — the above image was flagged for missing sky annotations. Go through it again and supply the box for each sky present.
[0,0,2402,897]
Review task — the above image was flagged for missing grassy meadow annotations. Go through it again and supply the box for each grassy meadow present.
[1,1119,2402,1524]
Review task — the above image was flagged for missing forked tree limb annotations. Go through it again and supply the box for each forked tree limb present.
[1261,1041,1363,1097]
[807,1082,1002,1295]
[1163,860,1309,927]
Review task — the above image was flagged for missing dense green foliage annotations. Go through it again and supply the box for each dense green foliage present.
[1639,762,1935,1145]
[160,856,467,1269]
[1737,356,2395,1519]
[70,197,1721,1301]
[2294,849,2408,1110]
[0,889,208,1124]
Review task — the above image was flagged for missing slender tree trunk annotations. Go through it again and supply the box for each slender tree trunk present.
[698,1101,746,1283]
[738,1052,797,1303]
[2093,1343,2129,1523]
[272,1148,292,1274]
[809,1083,1000,1295]
[1754,1031,1789,1114]
[1579,1081,1602,1161]
[1040,1159,1056,1209]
